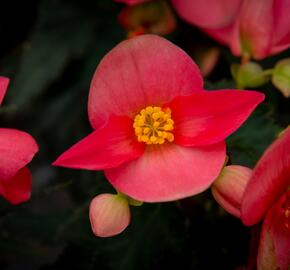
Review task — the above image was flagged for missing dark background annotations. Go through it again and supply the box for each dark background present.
[0,0,288,269]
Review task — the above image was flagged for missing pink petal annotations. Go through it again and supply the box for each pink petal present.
[0,76,10,105]
[105,142,226,202]
[0,167,32,204]
[211,165,252,218]
[239,0,274,59]
[88,34,203,129]
[171,0,242,29]
[272,0,290,50]
[271,33,290,56]
[166,90,264,147]
[257,194,290,270]
[89,193,130,237]
[53,116,145,170]
[241,127,290,226]
[0,128,38,181]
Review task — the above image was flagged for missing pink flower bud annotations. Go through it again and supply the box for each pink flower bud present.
[212,165,252,218]
[89,193,130,237]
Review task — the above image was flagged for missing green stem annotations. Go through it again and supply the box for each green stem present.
[262,69,274,76]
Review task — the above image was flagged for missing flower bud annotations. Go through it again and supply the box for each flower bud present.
[272,58,290,98]
[89,193,130,237]
[194,47,220,77]
[231,62,270,89]
[212,165,252,218]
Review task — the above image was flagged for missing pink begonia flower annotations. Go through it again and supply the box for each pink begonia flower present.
[90,193,130,237]
[241,127,290,270]
[54,35,264,202]
[115,0,150,5]
[0,77,38,204]
[171,0,290,60]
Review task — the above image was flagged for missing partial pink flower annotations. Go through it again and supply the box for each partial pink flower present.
[118,0,176,37]
[0,77,38,204]
[171,0,290,60]
[89,193,130,237]
[54,34,264,202]
[240,127,290,270]
[257,192,290,270]
[115,0,150,5]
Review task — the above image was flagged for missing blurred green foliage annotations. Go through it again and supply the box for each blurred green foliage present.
[0,0,289,270]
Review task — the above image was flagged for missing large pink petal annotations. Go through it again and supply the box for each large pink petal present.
[0,128,38,181]
[241,128,290,226]
[166,90,264,147]
[0,76,9,105]
[257,194,290,270]
[171,0,242,29]
[0,167,32,204]
[53,116,145,170]
[239,0,274,59]
[88,34,203,129]
[105,142,226,202]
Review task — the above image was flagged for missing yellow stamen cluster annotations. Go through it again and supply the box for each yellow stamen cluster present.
[133,106,174,145]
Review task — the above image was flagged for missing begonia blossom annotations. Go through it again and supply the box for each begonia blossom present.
[0,77,38,204]
[54,34,264,203]
[171,0,290,60]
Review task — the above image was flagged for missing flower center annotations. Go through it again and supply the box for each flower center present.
[133,106,174,145]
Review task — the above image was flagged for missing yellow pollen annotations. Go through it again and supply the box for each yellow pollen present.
[133,106,174,145]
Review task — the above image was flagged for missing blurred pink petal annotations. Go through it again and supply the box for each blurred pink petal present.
[0,128,38,181]
[195,47,220,77]
[0,76,9,105]
[171,0,242,29]
[89,193,130,237]
[0,167,32,205]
